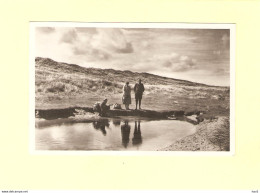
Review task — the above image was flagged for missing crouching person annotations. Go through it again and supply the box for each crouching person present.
[93,99,110,117]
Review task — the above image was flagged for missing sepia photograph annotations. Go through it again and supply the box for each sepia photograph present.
[4,0,260,190]
[31,22,235,152]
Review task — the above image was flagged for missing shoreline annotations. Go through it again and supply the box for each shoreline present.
[160,116,230,151]
[35,106,204,121]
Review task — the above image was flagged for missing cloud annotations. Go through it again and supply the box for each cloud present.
[36,27,55,33]
[75,27,97,34]
[152,53,196,72]
[221,33,230,48]
[212,67,230,75]
[56,28,133,61]
[35,27,230,86]
[60,29,78,43]
[141,40,150,48]
[117,42,133,53]
[221,33,229,42]
[91,29,134,54]
[73,47,111,60]
[55,28,110,60]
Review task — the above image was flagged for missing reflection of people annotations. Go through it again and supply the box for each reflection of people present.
[121,121,131,148]
[134,79,145,110]
[132,121,142,146]
[122,82,131,110]
[92,120,109,136]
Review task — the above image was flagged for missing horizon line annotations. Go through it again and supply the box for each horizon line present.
[35,56,229,88]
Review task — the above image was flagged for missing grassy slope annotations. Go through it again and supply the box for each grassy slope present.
[35,57,230,117]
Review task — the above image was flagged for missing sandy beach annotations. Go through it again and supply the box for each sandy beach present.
[160,116,230,151]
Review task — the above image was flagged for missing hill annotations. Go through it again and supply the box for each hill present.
[35,57,229,117]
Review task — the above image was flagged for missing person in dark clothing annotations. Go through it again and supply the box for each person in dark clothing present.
[132,121,142,147]
[134,79,145,110]
[100,99,110,116]
[93,99,110,117]
[121,121,131,148]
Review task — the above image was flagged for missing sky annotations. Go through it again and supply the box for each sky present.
[35,27,230,86]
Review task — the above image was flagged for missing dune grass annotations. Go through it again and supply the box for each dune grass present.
[35,57,230,117]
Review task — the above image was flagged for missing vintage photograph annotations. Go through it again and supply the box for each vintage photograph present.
[31,23,234,152]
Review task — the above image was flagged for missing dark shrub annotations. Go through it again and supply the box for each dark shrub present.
[45,82,65,93]
[102,80,112,86]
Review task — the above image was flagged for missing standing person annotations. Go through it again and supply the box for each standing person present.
[122,82,131,110]
[134,79,145,110]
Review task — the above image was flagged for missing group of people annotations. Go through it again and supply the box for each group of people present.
[93,79,145,116]
[122,79,145,110]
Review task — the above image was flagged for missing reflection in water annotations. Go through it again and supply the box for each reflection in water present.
[132,121,142,147]
[112,119,121,126]
[92,120,110,136]
[36,118,196,151]
[121,121,131,148]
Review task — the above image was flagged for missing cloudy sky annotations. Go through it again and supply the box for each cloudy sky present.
[35,27,230,86]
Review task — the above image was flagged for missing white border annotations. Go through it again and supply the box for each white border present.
[29,23,36,155]
[229,24,236,156]
[29,22,235,156]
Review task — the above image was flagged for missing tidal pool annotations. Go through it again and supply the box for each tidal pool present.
[35,118,196,151]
